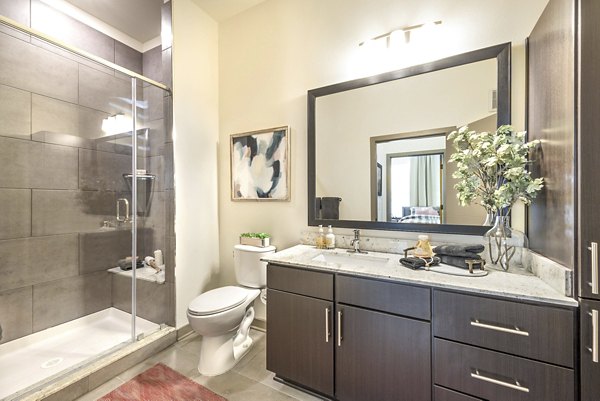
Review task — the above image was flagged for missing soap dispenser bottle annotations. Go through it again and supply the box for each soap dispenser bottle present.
[325,225,336,249]
[316,225,325,249]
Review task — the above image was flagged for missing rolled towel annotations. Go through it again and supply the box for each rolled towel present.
[400,256,441,270]
[118,258,144,271]
[439,255,483,270]
[433,244,485,258]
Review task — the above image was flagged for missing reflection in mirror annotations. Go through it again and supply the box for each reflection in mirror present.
[309,43,511,234]
[373,133,446,224]
[316,58,497,225]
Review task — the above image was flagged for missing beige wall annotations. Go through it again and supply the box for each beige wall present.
[172,0,219,328]
[217,0,546,321]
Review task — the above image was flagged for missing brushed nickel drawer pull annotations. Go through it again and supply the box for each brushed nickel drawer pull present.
[589,242,599,294]
[470,319,529,336]
[593,309,599,363]
[325,307,330,343]
[471,370,530,393]
[337,310,343,347]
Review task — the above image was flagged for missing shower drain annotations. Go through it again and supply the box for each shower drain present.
[41,357,63,369]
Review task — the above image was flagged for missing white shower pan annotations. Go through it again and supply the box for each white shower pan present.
[0,308,159,400]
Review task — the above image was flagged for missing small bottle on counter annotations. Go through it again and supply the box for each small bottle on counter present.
[316,225,325,249]
[325,225,336,249]
[414,234,433,257]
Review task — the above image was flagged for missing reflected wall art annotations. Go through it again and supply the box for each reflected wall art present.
[230,126,290,201]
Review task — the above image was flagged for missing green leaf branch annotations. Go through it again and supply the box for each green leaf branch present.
[448,125,544,215]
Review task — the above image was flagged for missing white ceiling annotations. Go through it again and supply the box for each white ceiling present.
[191,0,266,22]
[64,0,163,42]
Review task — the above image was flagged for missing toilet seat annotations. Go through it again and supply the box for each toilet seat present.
[188,286,249,316]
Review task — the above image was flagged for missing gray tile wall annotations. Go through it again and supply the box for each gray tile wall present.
[0,0,175,344]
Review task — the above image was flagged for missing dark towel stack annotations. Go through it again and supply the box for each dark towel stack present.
[433,244,485,270]
[400,256,441,270]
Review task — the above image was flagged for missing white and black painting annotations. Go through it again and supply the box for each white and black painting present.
[231,126,290,200]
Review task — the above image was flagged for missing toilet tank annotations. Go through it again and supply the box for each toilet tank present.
[233,244,276,288]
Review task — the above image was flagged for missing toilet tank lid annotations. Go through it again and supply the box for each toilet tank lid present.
[234,244,276,253]
[188,286,249,315]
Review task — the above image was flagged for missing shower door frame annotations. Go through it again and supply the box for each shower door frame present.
[0,14,172,343]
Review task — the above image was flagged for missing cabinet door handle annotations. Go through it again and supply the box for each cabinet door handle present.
[589,242,599,294]
[337,310,343,347]
[471,370,529,393]
[593,309,599,363]
[325,307,331,343]
[470,319,529,336]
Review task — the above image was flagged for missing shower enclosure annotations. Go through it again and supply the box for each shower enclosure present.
[0,1,175,399]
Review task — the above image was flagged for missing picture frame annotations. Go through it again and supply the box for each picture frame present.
[230,126,291,201]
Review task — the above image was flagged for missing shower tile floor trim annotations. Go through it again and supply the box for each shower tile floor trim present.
[0,308,160,400]
[75,329,324,401]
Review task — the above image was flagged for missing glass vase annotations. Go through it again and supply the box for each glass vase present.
[482,210,496,226]
[484,215,528,270]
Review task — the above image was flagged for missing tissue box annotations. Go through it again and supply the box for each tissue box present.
[239,237,270,247]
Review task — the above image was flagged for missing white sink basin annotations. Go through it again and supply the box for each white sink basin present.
[311,251,390,268]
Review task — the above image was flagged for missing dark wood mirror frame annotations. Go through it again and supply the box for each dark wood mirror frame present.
[307,42,511,235]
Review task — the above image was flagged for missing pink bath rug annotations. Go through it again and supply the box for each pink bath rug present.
[98,363,227,401]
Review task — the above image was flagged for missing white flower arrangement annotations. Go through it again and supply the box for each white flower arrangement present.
[448,125,544,216]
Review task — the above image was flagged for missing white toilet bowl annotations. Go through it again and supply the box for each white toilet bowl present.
[187,285,261,376]
[187,244,275,376]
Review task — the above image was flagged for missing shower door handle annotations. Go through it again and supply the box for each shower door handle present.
[117,198,130,222]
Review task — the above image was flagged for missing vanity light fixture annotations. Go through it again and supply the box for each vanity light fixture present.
[101,113,132,135]
[359,20,442,48]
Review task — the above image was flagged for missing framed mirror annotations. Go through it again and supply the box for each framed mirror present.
[308,43,510,235]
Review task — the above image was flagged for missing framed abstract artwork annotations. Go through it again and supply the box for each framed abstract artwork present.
[230,126,290,201]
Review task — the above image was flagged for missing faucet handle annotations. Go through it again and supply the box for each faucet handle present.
[353,229,360,238]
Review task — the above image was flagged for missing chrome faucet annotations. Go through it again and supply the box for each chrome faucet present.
[348,229,368,254]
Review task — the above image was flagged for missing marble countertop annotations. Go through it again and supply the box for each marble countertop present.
[262,245,579,308]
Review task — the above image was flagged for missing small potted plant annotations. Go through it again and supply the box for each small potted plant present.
[240,232,271,247]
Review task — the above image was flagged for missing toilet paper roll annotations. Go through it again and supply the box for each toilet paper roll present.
[144,256,156,265]
[154,250,164,266]
[260,289,267,304]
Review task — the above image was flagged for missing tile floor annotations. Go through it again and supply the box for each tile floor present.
[75,329,324,401]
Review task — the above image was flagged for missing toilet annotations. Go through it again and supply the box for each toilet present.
[187,244,275,376]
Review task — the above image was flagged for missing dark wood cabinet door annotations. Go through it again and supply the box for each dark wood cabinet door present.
[266,289,334,397]
[335,304,431,401]
[581,299,600,401]
[579,0,600,300]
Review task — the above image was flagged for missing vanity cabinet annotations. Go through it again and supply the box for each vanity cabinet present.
[266,264,334,397]
[267,265,431,400]
[266,264,577,401]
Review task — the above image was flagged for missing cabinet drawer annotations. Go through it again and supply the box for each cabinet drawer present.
[337,274,430,320]
[434,339,574,401]
[433,290,575,367]
[434,386,482,401]
[267,264,333,300]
